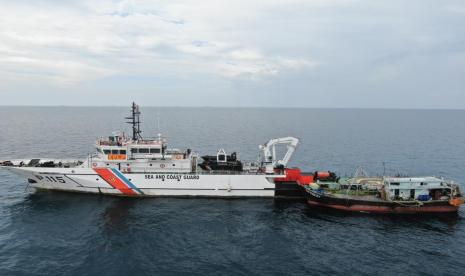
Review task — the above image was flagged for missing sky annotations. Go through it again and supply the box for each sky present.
[0,0,464,108]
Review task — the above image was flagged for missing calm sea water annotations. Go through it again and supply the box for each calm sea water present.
[1,107,465,275]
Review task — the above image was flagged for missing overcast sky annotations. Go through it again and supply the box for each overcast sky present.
[0,0,464,108]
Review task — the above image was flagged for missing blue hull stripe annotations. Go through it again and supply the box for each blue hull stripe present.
[111,169,144,195]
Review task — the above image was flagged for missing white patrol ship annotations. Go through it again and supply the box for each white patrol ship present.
[1,103,311,197]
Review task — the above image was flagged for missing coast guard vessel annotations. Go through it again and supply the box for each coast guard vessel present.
[1,103,311,197]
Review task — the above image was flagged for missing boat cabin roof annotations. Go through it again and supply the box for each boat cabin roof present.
[384,177,443,183]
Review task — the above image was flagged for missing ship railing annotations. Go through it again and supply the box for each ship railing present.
[97,137,133,146]
[197,170,267,175]
[131,139,163,145]
[129,169,267,175]
[96,140,120,146]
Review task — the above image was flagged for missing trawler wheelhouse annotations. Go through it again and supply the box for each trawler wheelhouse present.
[383,177,460,201]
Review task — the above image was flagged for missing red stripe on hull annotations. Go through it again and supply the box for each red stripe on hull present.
[94,168,137,195]
[307,200,459,214]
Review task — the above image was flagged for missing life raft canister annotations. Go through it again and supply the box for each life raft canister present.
[316,171,331,179]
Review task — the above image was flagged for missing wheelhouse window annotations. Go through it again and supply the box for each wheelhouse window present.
[150,148,161,154]
[120,150,126,155]
[103,150,111,154]
[111,149,119,154]
[138,148,149,154]
[131,148,138,153]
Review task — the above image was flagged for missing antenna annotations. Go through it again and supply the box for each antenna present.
[125,102,142,141]
[157,109,161,134]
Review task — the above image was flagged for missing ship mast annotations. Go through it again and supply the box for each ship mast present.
[125,102,142,141]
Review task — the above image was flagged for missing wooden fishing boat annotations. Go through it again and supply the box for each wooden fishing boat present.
[304,175,464,214]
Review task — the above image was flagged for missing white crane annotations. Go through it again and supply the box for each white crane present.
[259,137,299,173]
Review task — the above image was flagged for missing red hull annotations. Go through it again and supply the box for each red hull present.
[307,200,459,214]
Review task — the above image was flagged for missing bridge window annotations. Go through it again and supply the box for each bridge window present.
[103,150,111,154]
[131,148,137,153]
[150,148,160,154]
[139,148,149,153]
[111,149,118,154]
[120,150,126,155]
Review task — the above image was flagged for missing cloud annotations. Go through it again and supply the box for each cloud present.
[443,4,465,14]
[0,56,114,84]
[1,0,464,108]
[0,0,317,85]
[217,50,318,79]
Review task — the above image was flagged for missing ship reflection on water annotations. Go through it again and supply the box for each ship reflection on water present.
[100,198,138,233]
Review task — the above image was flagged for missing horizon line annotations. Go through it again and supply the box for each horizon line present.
[0,105,465,111]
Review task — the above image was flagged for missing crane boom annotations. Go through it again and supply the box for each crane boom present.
[259,137,299,173]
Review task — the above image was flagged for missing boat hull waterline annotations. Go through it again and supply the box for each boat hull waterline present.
[5,166,287,197]
[305,189,461,214]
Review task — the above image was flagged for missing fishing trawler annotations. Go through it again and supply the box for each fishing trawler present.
[0,103,313,197]
[303,171,465,213]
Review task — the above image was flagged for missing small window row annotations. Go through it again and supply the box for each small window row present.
[103,149,126,155]
[130,148,161,154]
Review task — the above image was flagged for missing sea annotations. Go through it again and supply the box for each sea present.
[0,106,464,275]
